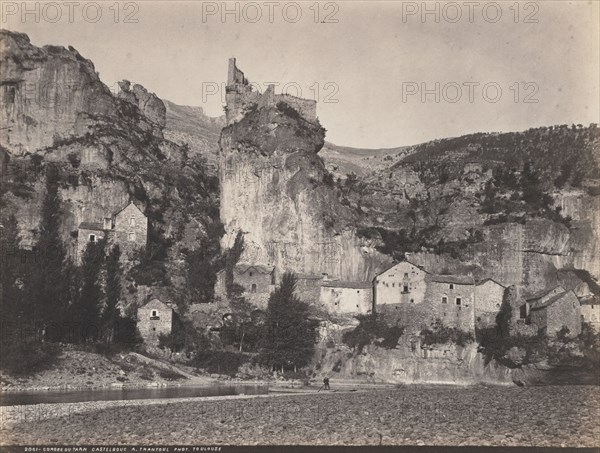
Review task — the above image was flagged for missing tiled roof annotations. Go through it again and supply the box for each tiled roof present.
[525,285,564,301]
[113,201,144,217]
[78,222,104,230]
[476,278,505,287]
[530,290,577,311]
[321,281,372,289]
[296,273,323,280]
[234,264,274,274]
[579,295,600,306]
[427,274,475,285]
[377,260,428,278]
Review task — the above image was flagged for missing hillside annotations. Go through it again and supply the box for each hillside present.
[0,29,222,314]
[163,100,225,170]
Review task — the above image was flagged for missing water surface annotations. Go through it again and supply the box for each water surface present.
[0,384,269,406]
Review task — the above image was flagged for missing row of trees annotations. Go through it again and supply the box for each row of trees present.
[1,171,137,354]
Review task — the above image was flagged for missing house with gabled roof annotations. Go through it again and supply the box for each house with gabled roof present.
[529,289,581,337]
[474,278,506,327]
[320,280,373,314]
[215,264,276,308]
[137,298,177,347]
[580,295,600,330]
[373,260,428,307]
[77,201,147,263]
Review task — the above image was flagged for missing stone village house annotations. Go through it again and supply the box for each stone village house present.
[137,298,177,347]
[580,296,600,331]
[77,201,148,263]
[218,264,371,315]
[372,261,506,332]
[525,287,582,337]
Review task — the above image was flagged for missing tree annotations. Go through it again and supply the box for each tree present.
[73,240,105,342]
[26,169,71,339]
[496,286,514,338]
[102,244,122,343]
[185,238,219,303]
[259,273,318,371]
[0,215,23,321]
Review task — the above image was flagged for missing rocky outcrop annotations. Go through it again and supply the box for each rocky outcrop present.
[219,61,390,282]
[1,30,218,312]
[117,80,166,135]
[318,341,514,385]
[0,30,166,155]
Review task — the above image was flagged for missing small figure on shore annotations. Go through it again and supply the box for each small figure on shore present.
[323,377,330,390]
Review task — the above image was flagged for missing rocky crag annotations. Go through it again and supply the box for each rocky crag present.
[0,30,219,310]
[219,59,391,281]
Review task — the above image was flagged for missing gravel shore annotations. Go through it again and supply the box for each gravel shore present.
[2,385,598,446]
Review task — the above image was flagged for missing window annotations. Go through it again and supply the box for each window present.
[519,304,528,319]
[403,285,409,293]
[357,290,360,294]
[442,296,448,304]
[449,284,454,290]
[410,299,414,303]
[4,86,16,104]
[150,310,159,320]
[89,234,96,242]
[456,297,462,305]
[152,327,156,331]
[128,232,135,241]
[404,273,408,278]
[392,283,395,287]
[251,283,257,293]
[151,310,157,317]
[129,217,135,226]
[249,272,253,277]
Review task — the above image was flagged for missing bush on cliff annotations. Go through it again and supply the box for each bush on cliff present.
[421,319,474,347]
[342,314,405,352]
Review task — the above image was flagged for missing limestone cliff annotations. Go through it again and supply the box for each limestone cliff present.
[219,60,390,282]
[0,30,165,155]
[1,30,219,309]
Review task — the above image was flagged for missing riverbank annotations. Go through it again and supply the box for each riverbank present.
[2,385,598,446]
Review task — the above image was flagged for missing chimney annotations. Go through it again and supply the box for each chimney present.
[103,217,112,230]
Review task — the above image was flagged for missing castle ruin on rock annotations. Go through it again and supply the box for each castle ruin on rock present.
[218,59,389,310]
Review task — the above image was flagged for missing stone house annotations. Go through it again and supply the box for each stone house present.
[77,222,107,260]
[579,296,600,330]
[424,274,476,332]
[296,273,323,305]
[474,278,506,327]
[373,261,428,307]
[319,281,373,314]
[521,286,566,321]
[528,289,581,337]
[215,264,276,308]
[77,201,147,263]
[112,202,148,254]
[137,298,175,346]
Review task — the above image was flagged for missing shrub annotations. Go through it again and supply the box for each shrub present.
[190,350,252,376]
[158,369,186,380]
[421,319,474,347]
[342,314,405,351]
[0,341,61,376]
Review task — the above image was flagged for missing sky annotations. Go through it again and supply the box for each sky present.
[3,1,599,148]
